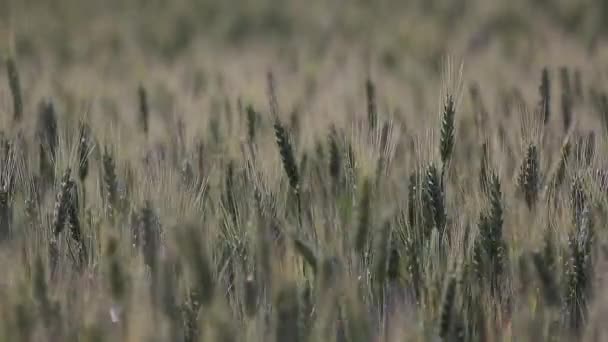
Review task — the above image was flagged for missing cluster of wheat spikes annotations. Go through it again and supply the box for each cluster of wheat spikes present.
[4,47,608,342]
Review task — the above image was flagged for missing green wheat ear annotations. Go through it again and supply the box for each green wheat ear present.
[298,283,314,340]
[407,171,417,228]
[138,84,149,136]
[440,94,456,166]
[570,131,594,168]
[293,237,318,274]
[274,119,303,227]
[551,138,571,193]
[299,152,308,180]
[488,173,503,237]
[471,171,505,296]
[222,160,238,227]
[37,100,58,187]
[320,256,340,290]
[33,255,53,320]
[102,147,118,218]
[0,184,11,242]
[366,78,377,131]
[77,122,90,182]
[246,104,257,143]
[387,246,400,282]
[355,178,371,255]
[139,200,160,274]
[438,275,457,340]
[5,56,22,123]
[243,274,258,318]
[570,176,586,228]
[180,224,215,307]
[565,204,594,333]
[52,169,72,238]
[49,169,73,276]
[424,164,446,239]
[340,293,373,342]
[24,185,39,233]
[487,173,505,293]
[67,179,87,269]
[542,226,556,274]
[328,125,341,188]
[183,287,202,342]
[408,169,431,241]
[532,251,560,307]
[373,220,392,286]
[274,120,299,193]
[404,226,421,299]
[106,236,127,303]
[275,283,301,342]
[479,142,490,192]
[539,67,551,124]
[560,66,573,131]
[517,144,539,209]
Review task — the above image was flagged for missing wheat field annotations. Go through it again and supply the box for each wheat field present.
[2,1,608,341]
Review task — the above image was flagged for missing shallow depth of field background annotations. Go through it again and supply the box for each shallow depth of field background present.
[1,1,608,341]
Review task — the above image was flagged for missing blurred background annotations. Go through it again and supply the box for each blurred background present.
[1,0,608,138]
[2,0,608,67]
[0,0,608,69]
